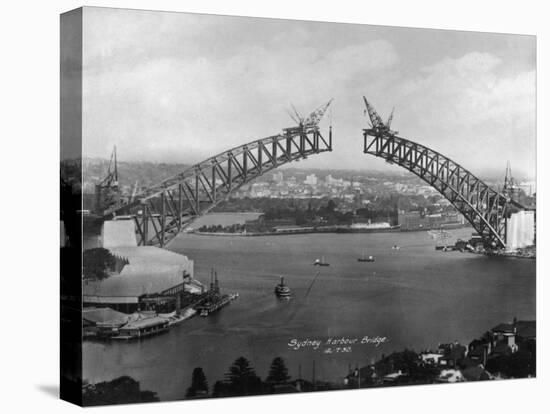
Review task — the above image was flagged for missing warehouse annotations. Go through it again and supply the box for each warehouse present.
[83,245,200,313]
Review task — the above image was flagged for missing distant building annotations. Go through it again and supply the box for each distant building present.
[325,174,336,185]
[518,181,535,197]
[304,173,317,186]
[398,210,464,231]
[272,171,284,183]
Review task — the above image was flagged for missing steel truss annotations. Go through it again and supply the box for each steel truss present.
[363,131,520,248]
[107,124,332,246]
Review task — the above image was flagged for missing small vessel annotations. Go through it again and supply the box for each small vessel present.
[274,276,291,298]
[391,245,400,250]
[358,249,375,262]
[197,293,238,316]
[314,256,330,266]
[195,270,238,316]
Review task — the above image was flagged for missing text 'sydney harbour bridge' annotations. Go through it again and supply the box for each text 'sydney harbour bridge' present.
[100,98,527,250]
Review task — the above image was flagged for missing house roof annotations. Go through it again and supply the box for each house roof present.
[492,320,536,338]
[492,323,514,334]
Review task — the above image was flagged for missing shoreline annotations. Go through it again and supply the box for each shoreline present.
[192,226,403,237]
[191,225,476,237]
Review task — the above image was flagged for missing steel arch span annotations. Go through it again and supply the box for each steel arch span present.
[104,101,333,247]
[362,97,523,249]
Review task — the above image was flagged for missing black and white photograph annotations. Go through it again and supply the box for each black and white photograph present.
[57,5,539,407]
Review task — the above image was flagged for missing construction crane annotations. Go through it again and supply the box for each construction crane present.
[100,146,118,188]
[286,99,333,129]
[363,96,398,137]
[95,146,121,214]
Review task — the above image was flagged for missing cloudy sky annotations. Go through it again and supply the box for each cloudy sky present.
[82,7,536,179]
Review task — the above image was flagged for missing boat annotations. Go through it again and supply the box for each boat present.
[358,249,375,262]
[274,276,291,298]
[436,244,456,252]
[314,256,330,266]
[196,293,238,316]
[391,245,400,250]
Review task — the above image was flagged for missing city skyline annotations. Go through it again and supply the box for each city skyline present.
[81,8,535,178]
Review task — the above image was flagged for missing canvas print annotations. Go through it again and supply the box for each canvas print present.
[60,7,536,406]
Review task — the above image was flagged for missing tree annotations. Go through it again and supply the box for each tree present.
[266,357,291,384]
[222,357,263,396]
[82,376,159,406]
[186,367,209,398]
[83,248,116,280]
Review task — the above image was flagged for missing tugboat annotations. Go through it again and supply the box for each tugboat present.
[274,276,291,298]
[358,249,375,262]
[196,269,238,316]
[313,256,330,266]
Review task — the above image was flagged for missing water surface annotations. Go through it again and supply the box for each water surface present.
[83,228,535,400]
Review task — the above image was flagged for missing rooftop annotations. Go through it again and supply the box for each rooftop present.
[83,246,194,298]
[120,316,169,330]
[83,307,130,325]
[491,320,536,339]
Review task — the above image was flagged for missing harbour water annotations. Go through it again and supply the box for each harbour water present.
[83,227,535,401]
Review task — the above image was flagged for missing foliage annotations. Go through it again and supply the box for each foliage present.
[266,357,291,384]
[83,248,116,281]
[213,357,264,397]
[82,376,159,406]
[486,340,536,378]
[186,367,209,398]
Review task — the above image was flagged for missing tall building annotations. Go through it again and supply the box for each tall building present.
[305,173,318,186]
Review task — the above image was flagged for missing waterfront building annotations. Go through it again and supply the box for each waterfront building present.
[117,316,170,339]
[397,210,464,231]
[83,307,131,337]
[83,246,197,313]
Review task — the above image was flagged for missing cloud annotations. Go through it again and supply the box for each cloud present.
[83,38,399,162]
[384,52,535,177]
[80,9,535,179]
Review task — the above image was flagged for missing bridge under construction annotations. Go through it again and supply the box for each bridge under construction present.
[95,98,533,251]
[98,100,333,247]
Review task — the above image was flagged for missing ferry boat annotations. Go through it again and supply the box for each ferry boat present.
[274,276,291,298]
[358,249,375,262]
[314,256,330,266]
